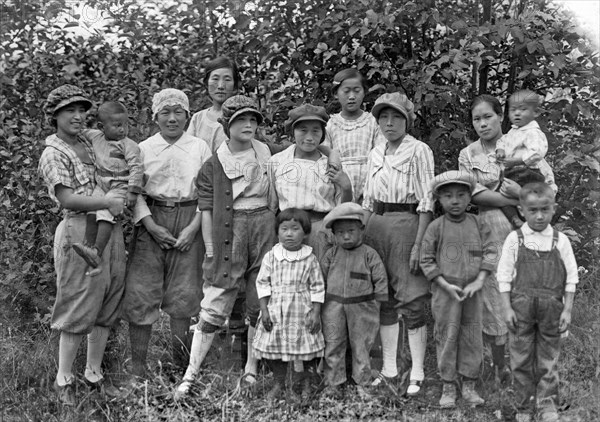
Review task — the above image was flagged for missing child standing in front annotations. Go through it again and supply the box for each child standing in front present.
[497,182,578,422]
[323,68,386,203]
[72,102,143,274]
[495,90,557,228]
[320,202,388,394]
[252,208,326,400]
[420,171,496,408]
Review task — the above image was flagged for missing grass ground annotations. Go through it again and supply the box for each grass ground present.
[1,272,598,422]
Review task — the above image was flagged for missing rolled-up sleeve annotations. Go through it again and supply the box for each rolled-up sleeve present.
[496,232,519,292]
[414,144,435,213]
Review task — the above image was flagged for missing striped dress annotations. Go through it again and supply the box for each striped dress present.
[323,112,386,202]
[252,244,325,361]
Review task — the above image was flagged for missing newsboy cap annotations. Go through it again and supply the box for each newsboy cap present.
[371,92,416,127]
[431,170,476,195]
[284,104,329,133]
[324,202,367,229]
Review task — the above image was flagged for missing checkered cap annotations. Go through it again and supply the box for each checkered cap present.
[219,95,263,126]
[45,85,92,117]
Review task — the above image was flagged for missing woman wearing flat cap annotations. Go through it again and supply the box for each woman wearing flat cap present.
[362,92,435,396]
[267,104,352,262]
[38,84,127,405]
[122,88,212,377]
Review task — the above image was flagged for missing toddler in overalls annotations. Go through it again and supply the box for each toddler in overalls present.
[497,182,578,422]
[420,170,496,408]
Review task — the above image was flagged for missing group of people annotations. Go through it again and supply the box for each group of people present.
[38,57,578,422]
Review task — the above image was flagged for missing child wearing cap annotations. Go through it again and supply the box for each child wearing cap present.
[71,101,143,275]
[323,68,386,203]
[252,208,326,401]
[420,170,496,408]
[177,95,279,397]
[497,182,578,422]
[122,88,212,376]
[495,90,557,228]
[362,92,434,395]
[320,202,388,395]
[38,85,127,404]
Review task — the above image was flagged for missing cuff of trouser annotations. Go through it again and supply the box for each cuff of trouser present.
[199,310,226,329]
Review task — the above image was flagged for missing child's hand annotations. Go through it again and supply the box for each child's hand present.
[126,192,138,209]
[261,309,273,332]
[306,309,321,334]
[326,149,342,170]
[409,244,421,274]
[495,149,506,163]
[559,309,571,333]
[462,278,484,299]
[504,307,518,332]
[444,284,464,302]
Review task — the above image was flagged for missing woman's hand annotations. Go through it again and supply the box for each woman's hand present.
[174,223,200,252]
[306,308,321,334]
[409,244,421,274]
[143,217,177,249]
[499,178,521,199]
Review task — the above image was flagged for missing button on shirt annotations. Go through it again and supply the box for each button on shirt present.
[496,223,579,293]
[133,132,211,223]
[362,134,434,213]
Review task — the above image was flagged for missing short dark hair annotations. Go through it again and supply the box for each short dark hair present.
[471,94,502,117]
[97,101,128,123]
[204,56,240,90]
[519,182,556,202]
[331,219,364,233]
[276,208,311,235]
[332,68,369,94]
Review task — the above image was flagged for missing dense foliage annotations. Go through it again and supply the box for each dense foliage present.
[1,0,598,316]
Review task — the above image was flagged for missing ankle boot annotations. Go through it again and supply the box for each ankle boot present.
[461,379,485,406]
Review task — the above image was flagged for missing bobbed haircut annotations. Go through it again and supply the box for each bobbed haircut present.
[332,68,369,94]
[203,56,240,90]
[519,182,556,202]
[471,94,503,117]
[97,101,128,122]
[276,208,312,235]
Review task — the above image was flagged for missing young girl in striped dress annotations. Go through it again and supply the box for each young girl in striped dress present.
[252,208,326,400]
[323,68,386,203]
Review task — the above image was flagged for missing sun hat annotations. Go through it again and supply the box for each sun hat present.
[45,84,92,117]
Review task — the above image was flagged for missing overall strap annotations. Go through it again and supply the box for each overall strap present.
[551,229,559,249]
[516,228,524,246]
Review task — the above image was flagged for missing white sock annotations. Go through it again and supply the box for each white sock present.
[183,329,215,381]
[408,326,427,381]
[380,323,399,378]
[244,326,258,376]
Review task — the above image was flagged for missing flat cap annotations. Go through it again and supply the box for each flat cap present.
[431,170,476,195]
[324,202,366,229]
[371,92,416,127]
[284,104,329,132]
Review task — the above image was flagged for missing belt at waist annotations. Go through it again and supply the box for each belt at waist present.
[373,201,418,215]
[233,206,269,215]
[146,197,197,208]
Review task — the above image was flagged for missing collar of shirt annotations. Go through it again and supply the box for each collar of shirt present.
[273,243,313,262]
[147,132,197,155]
[45,133,94,186]
[370,134,417,169]
[521,222,553,237]
[217,139,271,181]
[511,120,540,131]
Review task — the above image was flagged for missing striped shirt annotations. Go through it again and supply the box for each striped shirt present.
[133,132,211,223]
[38,134,96,215]
[323,112,386,201]
[362,134,435,213]
[268,145,340,212]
